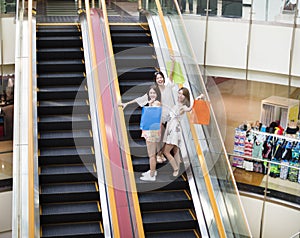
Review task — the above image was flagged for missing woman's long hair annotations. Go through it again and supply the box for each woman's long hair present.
[179,87,190,107]
[153,71,165,84]
[147,84,162,102]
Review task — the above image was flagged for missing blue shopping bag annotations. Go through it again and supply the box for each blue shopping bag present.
[140,106,162,130]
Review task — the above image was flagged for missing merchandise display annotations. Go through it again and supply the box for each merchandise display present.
[232,127,300,184]
[0,75,14,141]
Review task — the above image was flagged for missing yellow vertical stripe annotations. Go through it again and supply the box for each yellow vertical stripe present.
[85,0,121,236]
[28,0,35,237]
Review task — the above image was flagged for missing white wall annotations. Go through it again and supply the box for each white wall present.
[240,195,300,238]
[0,17,16,65]
[1,15,300,86]
[0,232,12,238]
[0,191,12,234]
[183,17,300,87]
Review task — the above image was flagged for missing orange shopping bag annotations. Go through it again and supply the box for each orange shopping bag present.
[190,99,210,125]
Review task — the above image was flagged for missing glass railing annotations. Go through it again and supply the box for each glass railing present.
[228,139,300,237]
[229,152,300,203]
[251,0,300,24]
[142,0,300,25]
[143,0,252,237]
[0,0,16,14]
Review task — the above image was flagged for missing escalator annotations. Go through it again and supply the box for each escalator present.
[36,24,104,237]
[110,23,202,237]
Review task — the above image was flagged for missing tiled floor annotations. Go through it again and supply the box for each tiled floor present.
[0,140,13,180]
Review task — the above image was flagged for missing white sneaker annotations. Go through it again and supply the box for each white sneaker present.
[141,170,157,177]
[140,173,156,181]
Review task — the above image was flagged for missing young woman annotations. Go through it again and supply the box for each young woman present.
[163,87,193,177]
[121,85,162,181]
[120,59,176,164]
[152,70,176,163]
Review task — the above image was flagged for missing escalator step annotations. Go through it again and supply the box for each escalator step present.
[38,85,86,93]
[128,138,147,157]
[136,175,189,192]
[42,201,99,215]
[38,137,93,147]
[139,190,193,211]
[40,164,97,183]
[37,60,85,73]
[38,100,89,115]
[38,90,88,101]
[115,55,158,69]
[40,164,95,175]
[41,201,101,224]
[37,36,83,48]
[146,230,200,238]
[119,79,152,91]
[37,47,84,60]
[37,25,80,30]
[39,99,87,106]
[39,129,93,147]
[41,222,103,238]
[109,25,150,33]
[39,146,93,156]
[113,43,155,54]
[39,153,95,166]
[111,33,152,44]
[117,67,157,80]
[40,182,99,203]
[127,123,142,139]
[37,28,81,37]
[39,129,91,139]
[142,210,197,232]
[123,109,141,124]
[38,114,91,130]
[119,84,153,96]
[37,72,85,86]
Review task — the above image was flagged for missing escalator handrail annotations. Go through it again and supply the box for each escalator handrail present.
[85,0,145,237]
[84,1,122,237]
[95,0,146,236]
[27,0,35,237]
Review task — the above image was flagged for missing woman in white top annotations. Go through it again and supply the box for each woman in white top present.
[163,87,193,177]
